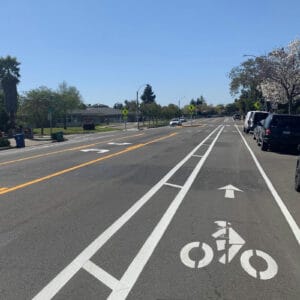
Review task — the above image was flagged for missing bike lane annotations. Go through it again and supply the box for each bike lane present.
[126,126,300,299]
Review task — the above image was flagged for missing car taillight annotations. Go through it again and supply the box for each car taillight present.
[266,129,271,135]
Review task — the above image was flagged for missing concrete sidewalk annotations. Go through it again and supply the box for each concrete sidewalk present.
[8,136,53,148]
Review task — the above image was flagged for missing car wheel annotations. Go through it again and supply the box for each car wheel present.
[261,140,268,151]
[295,163,300,192]
[253,134,256,140]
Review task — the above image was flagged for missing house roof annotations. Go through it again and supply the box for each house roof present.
[70,107,122,116]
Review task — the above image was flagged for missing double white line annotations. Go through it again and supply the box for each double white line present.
[33,125,224,300]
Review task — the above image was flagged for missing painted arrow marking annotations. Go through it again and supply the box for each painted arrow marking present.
[108,142,132,146]
[80,149,109,154]
[218,184,243,199]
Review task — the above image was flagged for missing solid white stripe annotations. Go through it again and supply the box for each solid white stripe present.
[107,126,224,299]
[32,126,222,300]
[236,125,300,245]
[82,260,120,290]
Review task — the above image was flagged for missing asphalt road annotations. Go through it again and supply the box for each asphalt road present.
[0,117,299,299]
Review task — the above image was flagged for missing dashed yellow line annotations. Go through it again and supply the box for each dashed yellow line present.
[0,132,177,196]
[0,188,9,192]
[0,133,144,167]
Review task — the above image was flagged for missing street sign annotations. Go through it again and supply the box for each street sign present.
[254,101,261,110]
[122,109,128,116]
[188,104,196,113]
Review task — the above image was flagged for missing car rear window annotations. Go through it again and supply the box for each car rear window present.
[253,112,268,122]
[271,116,300,129]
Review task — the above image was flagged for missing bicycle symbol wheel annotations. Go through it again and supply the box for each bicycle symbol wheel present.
[180,242,214,268]
[240,249,278,280]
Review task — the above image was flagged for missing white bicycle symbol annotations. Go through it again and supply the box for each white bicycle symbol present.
[180,221,278,280]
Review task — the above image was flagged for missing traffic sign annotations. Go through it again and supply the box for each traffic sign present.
[188,104,196,113]
[122,109,128,116]
[254,101,261,110]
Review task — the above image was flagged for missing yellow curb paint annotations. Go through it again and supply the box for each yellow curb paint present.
[0,132,177,196]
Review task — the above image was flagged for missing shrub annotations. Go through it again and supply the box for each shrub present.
[0,138,10,147]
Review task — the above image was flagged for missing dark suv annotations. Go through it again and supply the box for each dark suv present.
[258,114,300,151]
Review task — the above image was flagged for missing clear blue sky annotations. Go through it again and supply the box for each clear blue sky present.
[1,0,299,107]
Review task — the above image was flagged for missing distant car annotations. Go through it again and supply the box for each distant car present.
[257,114,300,151]
[169,118,182,126]
[233,113,241,120]
[295,155,300,192]
[180,118,187,123]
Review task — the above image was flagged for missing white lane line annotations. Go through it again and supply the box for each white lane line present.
[32,125,222,300]
[82,260,120,290]
[164,183,183,189]
[235,125,300,246]
[107,126,224,299]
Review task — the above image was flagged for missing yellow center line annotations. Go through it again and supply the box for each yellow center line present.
[0,133,144,167]
[0,132,177,196]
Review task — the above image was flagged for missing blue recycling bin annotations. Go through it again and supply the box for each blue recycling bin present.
[15,133,25,148]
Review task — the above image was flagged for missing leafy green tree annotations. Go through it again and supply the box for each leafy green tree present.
[190,99,196,106]
[57,81,84,129]
[0,91,9,131]
[196,96,206,105]
[140,102,161,126]
[161,104,181,119]
[113,102,124,109]
[190,96,207,116]
[215,104,225,115]
[124,100,138,111]
[19,87,57,135]
[0,56,21,129]
[224,103,238,115]
[140,84,156,104]
[229,58,264,114]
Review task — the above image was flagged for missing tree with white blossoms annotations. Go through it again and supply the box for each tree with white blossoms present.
[259,80,286,105]
[259,39,300,114]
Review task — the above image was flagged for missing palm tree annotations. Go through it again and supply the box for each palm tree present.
[0,56,21,130]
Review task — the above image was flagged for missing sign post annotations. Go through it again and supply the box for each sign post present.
[188,104,196,125]
[122,109,129,130]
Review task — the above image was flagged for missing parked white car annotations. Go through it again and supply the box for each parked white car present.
[169,118,182,126]
[243,111,254,133]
